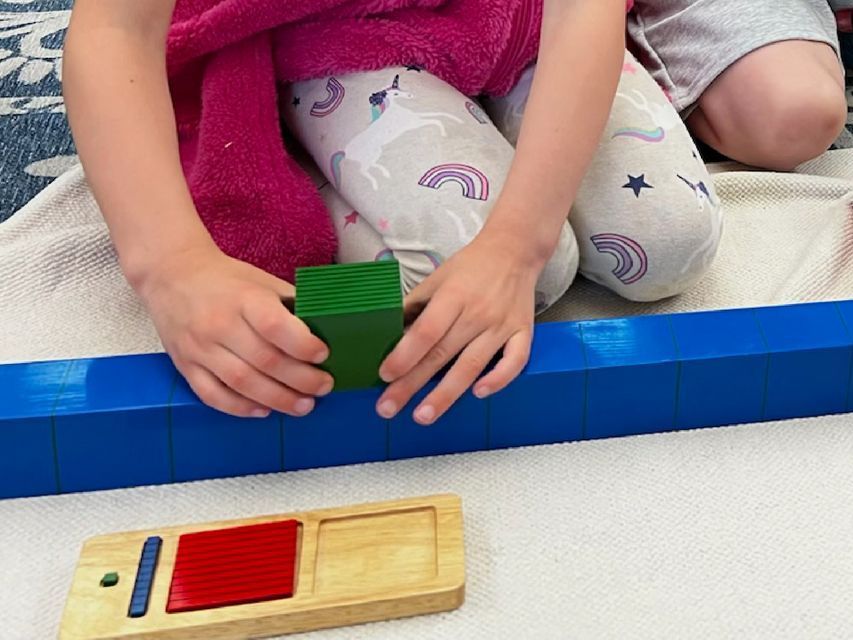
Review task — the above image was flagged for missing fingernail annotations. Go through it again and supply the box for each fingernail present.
[474,385,491,399]
[313,349,329,364]
[318,379,334,396]
[414,404,435,425]
[377,400,397,419]
[294,397,315,416]
[379,367,393,383]
[251,408,270,418]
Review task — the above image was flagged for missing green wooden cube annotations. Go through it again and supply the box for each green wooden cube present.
[295,261,404,391]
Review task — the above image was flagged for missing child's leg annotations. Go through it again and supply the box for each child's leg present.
[487,51,723,302]
[629,0,846,171]
[687,41,847,170]
[282,68,579,312]
[287,146,391,266]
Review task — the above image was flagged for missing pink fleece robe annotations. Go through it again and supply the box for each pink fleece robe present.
[167,1,631,281]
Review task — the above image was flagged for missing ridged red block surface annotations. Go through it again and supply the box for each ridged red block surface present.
[166,519,299,613]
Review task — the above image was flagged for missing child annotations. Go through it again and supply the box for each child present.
[63,0,721,426]
[629,0,848,171]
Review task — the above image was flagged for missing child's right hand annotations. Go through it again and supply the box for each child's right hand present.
[63,1,332,418]
[136,246,333,418]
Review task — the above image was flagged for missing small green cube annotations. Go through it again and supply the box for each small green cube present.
[295,260,403,391]
[100,572,119,588]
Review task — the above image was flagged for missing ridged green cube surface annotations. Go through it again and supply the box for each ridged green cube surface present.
[295,261,404,391]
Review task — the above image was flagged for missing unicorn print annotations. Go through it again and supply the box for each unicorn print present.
[330,74,462,190]
[675,173,723,276]
[612,89,681,143]
[680,208,722,277]
[676,173,715,211]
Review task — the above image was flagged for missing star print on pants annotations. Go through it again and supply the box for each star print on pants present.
[344,211,359,228]
[623,174,653,198]
[292,97,300,107]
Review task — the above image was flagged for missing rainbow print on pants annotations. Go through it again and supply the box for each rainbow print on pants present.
[590,233,648,285]
[311,78,346,117]
[611,127,666,143]
[418,164,489,201]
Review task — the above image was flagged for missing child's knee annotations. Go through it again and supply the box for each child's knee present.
[641,206,722,302]
[583,199,722,303]
[755,78,847,169]
[698,69,847,171]
[691,39,847,170]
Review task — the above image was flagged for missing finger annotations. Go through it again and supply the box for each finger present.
[255,270,296,301]
[413,330,507,425]
[259,274,295,313]
[208,346,316,417]
[180,363,271,418]
[219,322,333,396]
[247,265,296,309]
[403,297,429,327]
[281,295,295,314]
[242,293,329,364]
[402,274,440,326]
[379,288,462,383]
[376,318,480,419]
[472,329,532,398]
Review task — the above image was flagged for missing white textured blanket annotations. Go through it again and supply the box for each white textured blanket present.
[1,152,853,639]
[1,154,852,363]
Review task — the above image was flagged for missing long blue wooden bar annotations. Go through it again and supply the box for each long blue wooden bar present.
[3,301,852,499]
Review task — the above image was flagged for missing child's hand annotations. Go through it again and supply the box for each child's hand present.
[371,0,626,428]
[137,246,333,418]
[376,232,540,424]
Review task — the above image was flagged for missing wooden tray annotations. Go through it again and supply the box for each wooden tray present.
[60,494,465,639]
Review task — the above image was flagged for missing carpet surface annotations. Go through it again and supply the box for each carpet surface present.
[5,414,853,640]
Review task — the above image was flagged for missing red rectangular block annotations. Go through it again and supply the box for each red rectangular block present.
[166,519,300,613]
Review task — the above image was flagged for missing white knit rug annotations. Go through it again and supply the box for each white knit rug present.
[1,152,853,639]
[5,416,853,640]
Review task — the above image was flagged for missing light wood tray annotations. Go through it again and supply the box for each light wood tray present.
[60,494,465,639]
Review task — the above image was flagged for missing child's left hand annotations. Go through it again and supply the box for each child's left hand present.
[375,231,543,424]
[373,0,627,424]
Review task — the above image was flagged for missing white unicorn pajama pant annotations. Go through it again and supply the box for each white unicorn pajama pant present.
[283,51,723,310]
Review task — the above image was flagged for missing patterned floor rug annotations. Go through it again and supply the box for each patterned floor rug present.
[0,0,75,222]
[1,1,852,222]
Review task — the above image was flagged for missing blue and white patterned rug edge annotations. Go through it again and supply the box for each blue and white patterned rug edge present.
[0,0,75,222]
